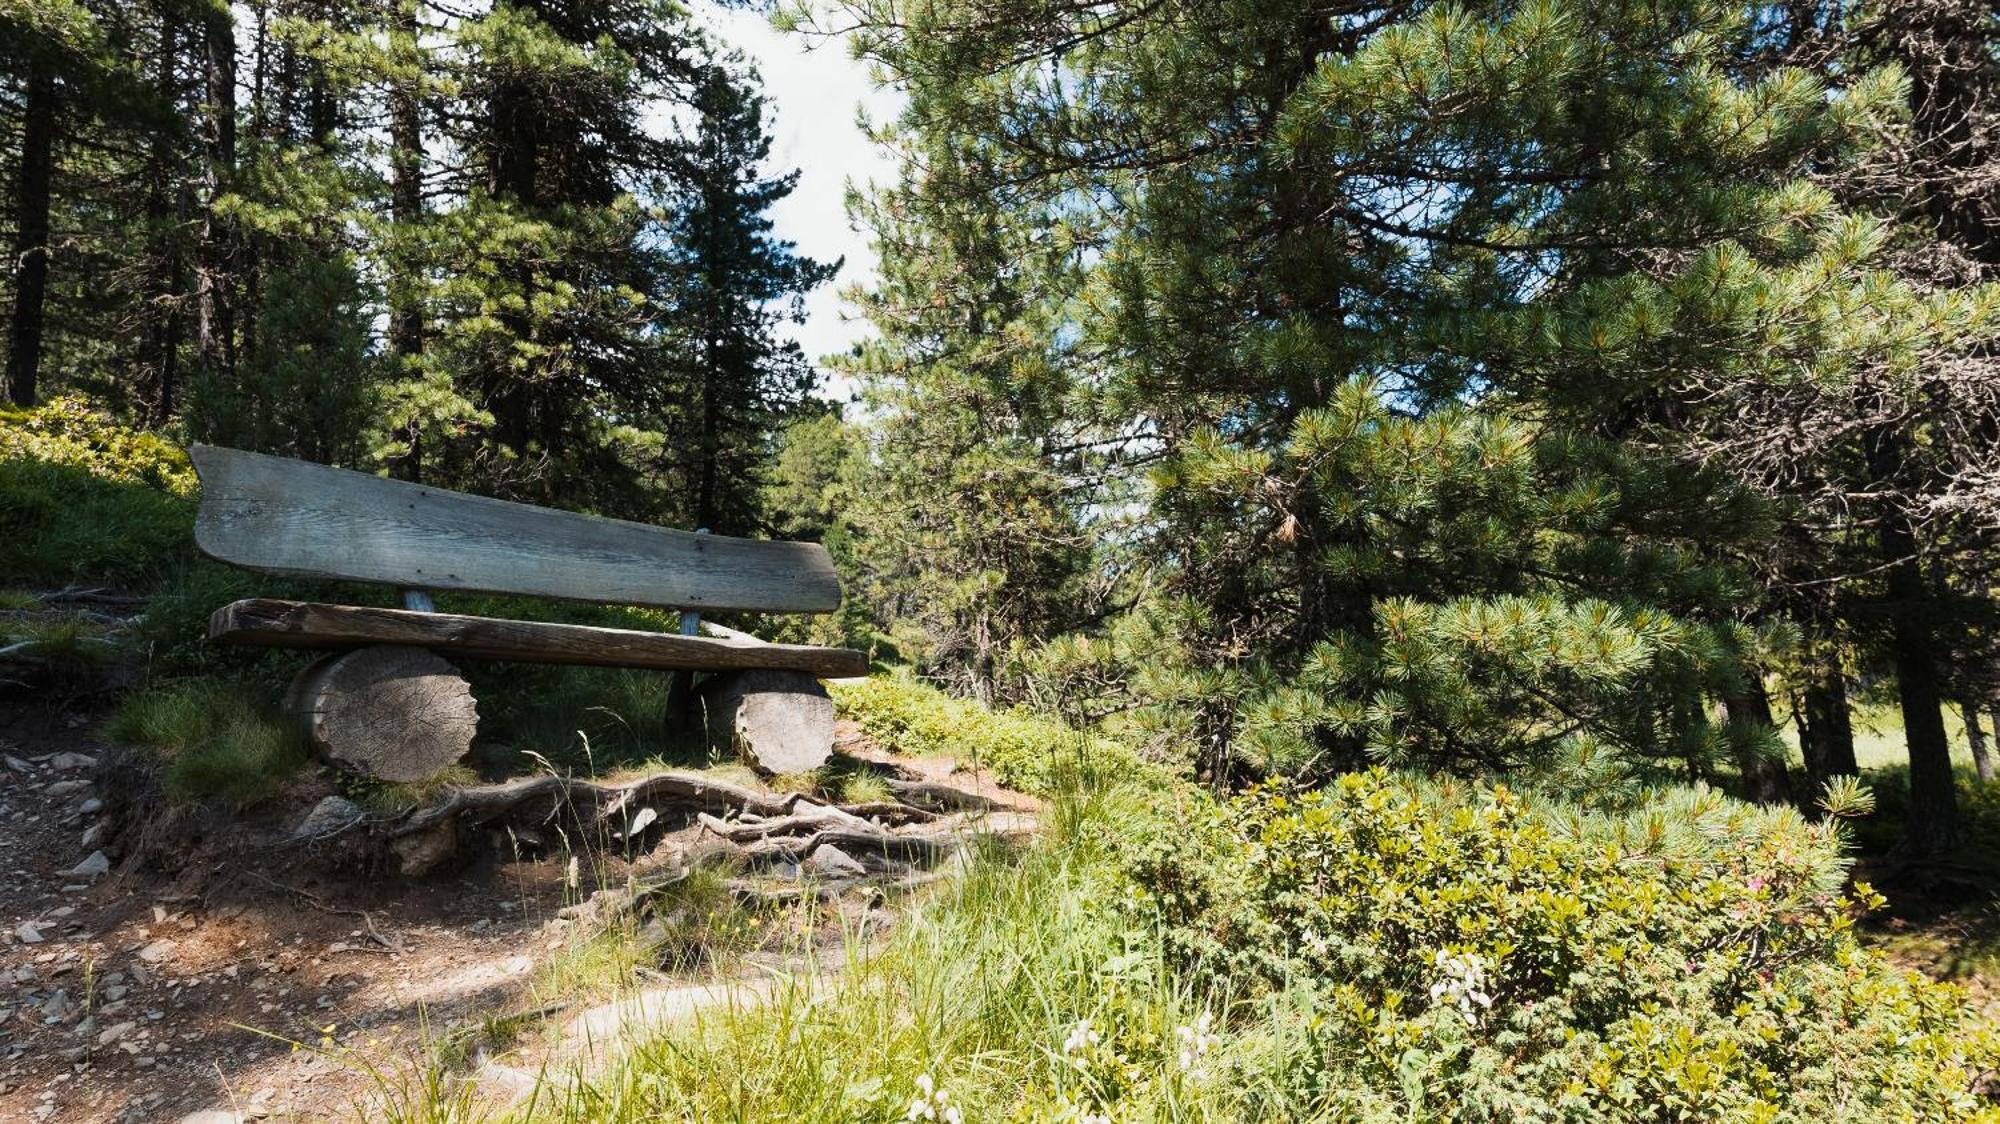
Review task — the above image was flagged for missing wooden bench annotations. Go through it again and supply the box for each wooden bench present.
[189,445,867,782]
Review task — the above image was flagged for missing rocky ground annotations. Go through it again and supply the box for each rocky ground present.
[0,693,582,1122]
[0,678,1029,1123]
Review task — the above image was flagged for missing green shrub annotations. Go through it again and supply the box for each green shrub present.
[1852,763,2000,871]
[831,671,1147,794]
[110,678,308,806]
[0,396,197,587]
[1123,769,1999,1121]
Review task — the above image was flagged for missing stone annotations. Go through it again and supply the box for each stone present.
[389,824,456,877]
[136,940,175,965]
[77,798,102,815]
[15,923,44,945]
[804,843,867,879]
[4,755,33,772]
[42,780,89,799]
[62,852,109,880]
[289,795,365,842]
[78,822,104,848]
[97,1021,137,1046]
[40,990,69,1020]
[46,753,94,771]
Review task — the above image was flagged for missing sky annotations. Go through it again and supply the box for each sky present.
[692,4,905,398]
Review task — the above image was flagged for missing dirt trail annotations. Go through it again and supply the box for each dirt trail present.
[0,691,607,1122]
[0,675,1030,1124]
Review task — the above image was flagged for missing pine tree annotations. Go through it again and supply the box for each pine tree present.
[653,57,837,536]
[804,0,1965,798]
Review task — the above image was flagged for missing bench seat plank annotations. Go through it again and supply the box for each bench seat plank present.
[210,599,869,678]
[190,446,842,614]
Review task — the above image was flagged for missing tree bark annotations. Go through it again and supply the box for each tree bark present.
[1723,672,1793,805]
[286,646,478,782]
[141,12,188,425]
[1962,694,1994,783]
[7,60,58,409]
[1799,660,1860,797]
[196,1,238,387]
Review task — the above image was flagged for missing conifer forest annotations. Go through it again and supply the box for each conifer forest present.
[7,0,2000,1120]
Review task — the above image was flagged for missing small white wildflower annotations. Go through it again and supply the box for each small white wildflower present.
[1174,1010,1219,1072]
[1427,949,1496,1027]
[1062,1017,1102,1056]
[907,1073,954,1122]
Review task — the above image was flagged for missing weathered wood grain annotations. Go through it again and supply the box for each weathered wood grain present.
[190,445,841,613]
[211,598,870,677]
[287,646,478,782]
[698,669,836,775]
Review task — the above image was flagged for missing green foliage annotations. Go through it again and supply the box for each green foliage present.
[0,614,119,677]
[0,396,196,587]
[1123,769,1999,1120]
[188,254,379,465]
[831,672,1144,795]
[109,677,308,807]
[401,774,1237,1123]
[1852,765,2000,871]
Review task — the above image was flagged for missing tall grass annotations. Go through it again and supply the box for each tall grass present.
[378,771,1235,1122]
[109,677,308,805]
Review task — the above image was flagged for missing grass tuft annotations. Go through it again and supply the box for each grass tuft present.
[109,677,309,806]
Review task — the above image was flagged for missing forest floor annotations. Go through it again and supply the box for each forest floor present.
[0,678,1028,1123]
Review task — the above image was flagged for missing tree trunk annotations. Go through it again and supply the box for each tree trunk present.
[1962,694,1994,783]
[697,669,835,776]
[196,2,238,386]
[1723,672,1793,805]
[1870,430,1958,856]
[7,60,57,409]
[387,0,425,364]
[386,0,427,482]
[141,13,187,426]
[1799,660,1860,797]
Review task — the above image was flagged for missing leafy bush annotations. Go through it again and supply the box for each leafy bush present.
[0,396,197,587]
[1852,763,2000,871]
[831,671,1145,794]
[1123,769,2000,1121]
[109,677,308,806]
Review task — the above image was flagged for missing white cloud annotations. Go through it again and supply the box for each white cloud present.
[693,3,904,397]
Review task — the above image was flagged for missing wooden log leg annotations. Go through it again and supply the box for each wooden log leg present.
[286,645,478,783]
[697,669,834,776]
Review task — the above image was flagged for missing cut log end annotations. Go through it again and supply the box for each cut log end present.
[288,645,477,783]
[699,669,834,776]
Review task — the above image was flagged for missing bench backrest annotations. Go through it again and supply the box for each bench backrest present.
[189,445,842,614]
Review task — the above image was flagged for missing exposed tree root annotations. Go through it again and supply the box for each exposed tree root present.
[336,767,1035,889]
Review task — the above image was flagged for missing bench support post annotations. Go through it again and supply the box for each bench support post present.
[698,668,835,775]
[286,645,478,782]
